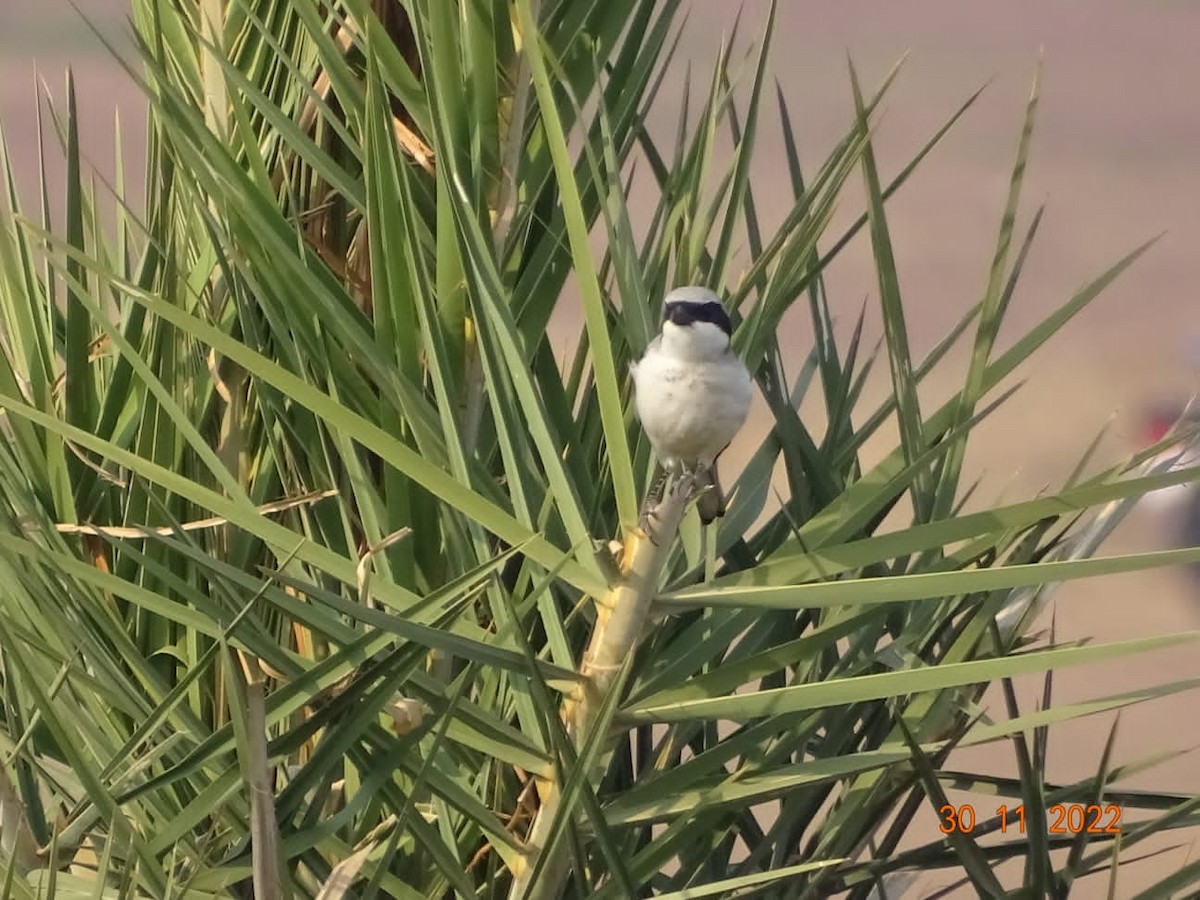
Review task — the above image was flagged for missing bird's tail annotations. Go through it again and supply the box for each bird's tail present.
[694,464,726,525]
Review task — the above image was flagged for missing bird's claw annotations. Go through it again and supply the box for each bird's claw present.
[640,471,688,545]
[638,506,662,546]
[638,467,705,545]
[665,471,697,503]
[639,471,666,542]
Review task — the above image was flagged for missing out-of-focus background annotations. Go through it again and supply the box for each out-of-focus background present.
[5,1,1198,894]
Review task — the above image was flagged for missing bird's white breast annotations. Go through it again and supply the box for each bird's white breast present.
[631,339,752,466]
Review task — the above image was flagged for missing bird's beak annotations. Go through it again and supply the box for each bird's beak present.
[666,304,696,327]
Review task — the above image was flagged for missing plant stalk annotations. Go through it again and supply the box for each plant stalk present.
[508,478,695,900]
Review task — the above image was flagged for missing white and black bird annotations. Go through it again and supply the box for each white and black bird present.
[630,286,754,524]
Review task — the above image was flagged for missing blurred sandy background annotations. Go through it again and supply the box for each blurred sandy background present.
[5,1,1198,895]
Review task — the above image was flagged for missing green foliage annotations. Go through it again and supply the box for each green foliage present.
[0,0,1194,897]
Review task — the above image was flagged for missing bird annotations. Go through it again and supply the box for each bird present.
[629,285,754,524]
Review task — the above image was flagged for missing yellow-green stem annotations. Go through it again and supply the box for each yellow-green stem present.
[508,478,694,900]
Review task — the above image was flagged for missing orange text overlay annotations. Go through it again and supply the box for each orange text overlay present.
[939,803,1122,835]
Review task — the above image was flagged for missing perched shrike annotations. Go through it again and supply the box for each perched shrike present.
[629,286,753,524]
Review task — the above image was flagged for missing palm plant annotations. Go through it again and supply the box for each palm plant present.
[0,0,1197,897]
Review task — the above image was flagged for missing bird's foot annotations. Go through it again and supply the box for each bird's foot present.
[639,507,662,546]
[641,467,698,544]
[665,469,698,504]
[638,470,669,544]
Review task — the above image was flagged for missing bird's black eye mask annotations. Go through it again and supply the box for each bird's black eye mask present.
[663,300,732,336]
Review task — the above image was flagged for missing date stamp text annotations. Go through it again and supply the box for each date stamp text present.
[938,803,1122,835]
